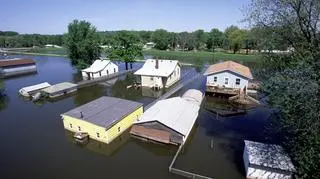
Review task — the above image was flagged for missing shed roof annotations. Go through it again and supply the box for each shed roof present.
[134,59,179,77]
[204,61,253,79]
[244,140,295,172]
[81,59,113,73]
[0,58,35,67]
[20,82,51,93]
[42,82,77,94]
[62,96,143,129]
[134,94,201,136]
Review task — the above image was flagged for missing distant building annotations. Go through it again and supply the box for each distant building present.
[143,42,155,49]
[0,58,37,77]
[130,89,203,145]
[44,44,62,48]
[61,96,143,144]
[204,61,253,95]
[134,59,181,89]
[81,58,118,80]
[243,140,296,179]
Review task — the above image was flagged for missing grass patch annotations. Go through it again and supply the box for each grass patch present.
[142,49,260,63]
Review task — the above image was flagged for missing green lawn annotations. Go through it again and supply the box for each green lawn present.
[142,49,260,63]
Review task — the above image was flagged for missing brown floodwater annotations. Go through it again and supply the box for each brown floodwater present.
[0,55,272,179]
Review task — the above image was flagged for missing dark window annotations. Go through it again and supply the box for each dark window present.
[78,126,81,131]
[107,70,109,75]
[114,68,116,73]
[224,78,229,85]
[69,124,72,128]
[214,76,217,82]
[236,78,241,85]
[118,127,121,132]
[99,72,101,76]
[96,133,100,138]
[150,77,153,81]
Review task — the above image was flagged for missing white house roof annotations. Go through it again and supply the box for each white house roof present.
[82,59,112,73]
[134,59,179,77]
[135,96,200,136]
[245,140,296,172]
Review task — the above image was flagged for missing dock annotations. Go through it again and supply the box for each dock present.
[41,82,77,98]
[205,86,240,96]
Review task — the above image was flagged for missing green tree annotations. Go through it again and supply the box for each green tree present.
[206,28,225,52]
[107,31,142,70]
[193,29,205,50]
[247,0,320,178]
[229,29,246,53]
[64,19,101,68]
[151,29,170,50]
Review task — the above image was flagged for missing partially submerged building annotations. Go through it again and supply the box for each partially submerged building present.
[130,89,203,145]
[0,58,36,77]
[134,59,181,89]
[81,58,118,80]
[243,140,295,179]
[41,82,77,98]
[204,61,253,95]
[19,82,51,97]
[61,96,143,144]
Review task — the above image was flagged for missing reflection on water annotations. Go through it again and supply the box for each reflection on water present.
[141,87,163,98]
[0,96,8,111]
[65,130,131,156]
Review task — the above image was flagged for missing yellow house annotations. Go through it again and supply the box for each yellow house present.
[61,96,143,144]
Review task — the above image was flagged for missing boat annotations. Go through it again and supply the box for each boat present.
[19,82,51,97]
[74,132,89,141]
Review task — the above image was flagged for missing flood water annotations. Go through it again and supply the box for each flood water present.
[0,55,272,179]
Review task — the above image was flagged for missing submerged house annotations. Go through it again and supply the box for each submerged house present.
[130,89,203,145]
[134,59,181,89]
[81,58,118,80]
[0,58,36,77]
[204,61,253,95]
[243,140,295,179]
[61,96,143,144]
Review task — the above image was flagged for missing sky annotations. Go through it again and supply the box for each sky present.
[1,0,250,34]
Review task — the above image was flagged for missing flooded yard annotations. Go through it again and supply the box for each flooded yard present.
[0,55,271,179]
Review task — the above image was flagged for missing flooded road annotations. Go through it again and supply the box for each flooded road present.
[0,55,271,179]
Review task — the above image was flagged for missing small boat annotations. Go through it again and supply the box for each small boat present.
[74,132,89,140]
[19,82,51,97]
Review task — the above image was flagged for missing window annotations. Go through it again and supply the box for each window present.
[107,70,109,75]
[69,124,72,128]
[78,126,81,131]
[150,77,153,81]
[177,68,179,75]
[96,133,100,138]
[114,68,116,73]
[118,127,121,132]
[213,76,217,82]
[236,78,241,85]
[99,72,102,76]
[224,77,229,85]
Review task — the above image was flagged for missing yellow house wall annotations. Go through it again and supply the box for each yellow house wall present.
[61,106,143,144]
[106,106,143,143]
[62,115,108,143]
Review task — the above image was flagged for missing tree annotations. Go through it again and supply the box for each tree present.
[0,80,4,97]
[193,29,206,50]
[107,31,142,70]
[64,19,101,68]
[247,0,320,178]
[151,29,170,50]
[229,29,247,53]
[206,28,225,52]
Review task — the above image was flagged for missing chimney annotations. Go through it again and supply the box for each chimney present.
[155,59,159,69]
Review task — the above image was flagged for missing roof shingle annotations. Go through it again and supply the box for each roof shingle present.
[204,61,253,79]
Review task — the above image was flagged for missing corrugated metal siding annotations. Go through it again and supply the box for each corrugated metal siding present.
[2,65,37,77]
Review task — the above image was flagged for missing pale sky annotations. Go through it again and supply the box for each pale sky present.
[1,0,250,34]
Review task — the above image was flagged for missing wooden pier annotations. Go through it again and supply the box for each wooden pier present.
[205,86,240,96]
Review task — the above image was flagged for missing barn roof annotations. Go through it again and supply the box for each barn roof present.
[245,140,295,172]
[0,58,35,67]
[134,59,179,77]
[62,96,143,129]
[204,61,253,79]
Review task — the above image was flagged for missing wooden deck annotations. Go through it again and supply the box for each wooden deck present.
[205,86,240,95]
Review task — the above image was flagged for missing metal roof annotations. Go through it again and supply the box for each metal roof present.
[204,61,253,79]
[134,59,179,77]
[244,140,296,172]
[62,96,143,129]
[20,82,51,93]
[134,95,201,136]
[0,58,35,67]
[81,59,113,73]
[41,82,77,94]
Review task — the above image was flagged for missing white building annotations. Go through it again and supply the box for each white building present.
[204,61,253,90]
[81,59,118,80]
[243,140,296,179]
[134,59,181,89]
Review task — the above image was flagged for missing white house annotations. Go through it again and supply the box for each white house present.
[204,61,253,90]
[134,59,181,89]
[81,58,118,80]
[243,140,295,179]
